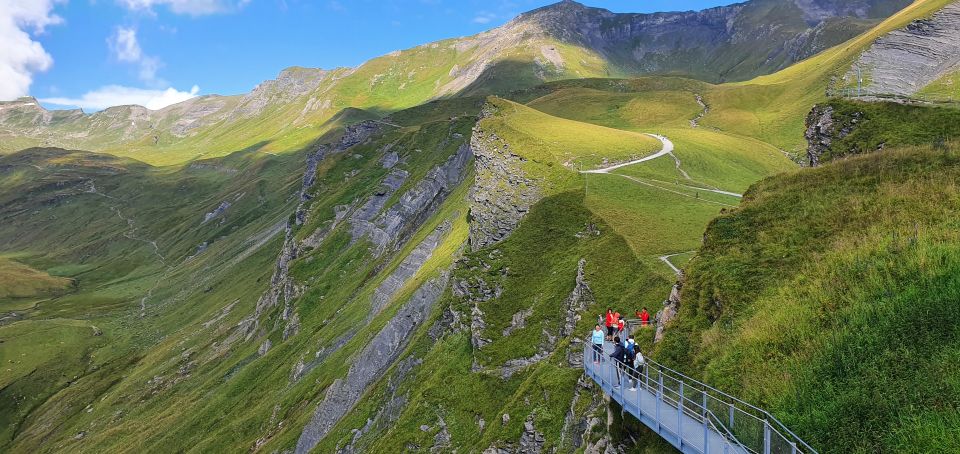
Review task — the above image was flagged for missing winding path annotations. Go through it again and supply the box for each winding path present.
[580,134,674,174]
[579,134,743,199]
[659,251,694,275]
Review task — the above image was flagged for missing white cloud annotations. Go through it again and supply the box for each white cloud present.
[118,0,249,16]
[41,84,200,110]
[108,26,166,86]
[0,0,63,100]
[472,11,496,24]
[110,26,142,62]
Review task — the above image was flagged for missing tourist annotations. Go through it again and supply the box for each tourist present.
[625,335,638,390]
[640,307,650,327]
[605,308,615,340]
[591,324,604,364]
[617,315,625,336]
[634,346,647,386]
[610,336,626,388]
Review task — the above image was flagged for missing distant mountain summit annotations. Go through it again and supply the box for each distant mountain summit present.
[0,0,914,161]
[506,0,913,83]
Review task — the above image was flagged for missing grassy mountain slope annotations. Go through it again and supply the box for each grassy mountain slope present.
[698,0,957,154]
[0,0,915,165]
[2,0,958,453]
[655,140,960,453]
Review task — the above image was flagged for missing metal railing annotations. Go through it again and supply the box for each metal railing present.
[583,340,817,454]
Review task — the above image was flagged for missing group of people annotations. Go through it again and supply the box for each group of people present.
[600,307,651,341]
[590,307,651,391]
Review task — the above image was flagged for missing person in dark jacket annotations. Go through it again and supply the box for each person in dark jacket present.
[609,336,626,387]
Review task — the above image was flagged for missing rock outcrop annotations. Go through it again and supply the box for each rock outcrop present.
[237,120,384,342]
[202,201,231,224]
[655,277,683,343]
[564,259,595,367]
[843,2,960,97]
[294,275,449,454]
[804,103,865,166]
[469,106,542,250]
[653,274,684,342]
[804,104,835,167]
[369,222,451,317]
[352,142,471,256]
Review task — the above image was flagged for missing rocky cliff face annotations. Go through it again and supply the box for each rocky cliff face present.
[843,2,960,97]
[804,103,866,166]
[469,105,542,250]
[510,0,913,83]
[295,275,450,454]
[804,104,837,167]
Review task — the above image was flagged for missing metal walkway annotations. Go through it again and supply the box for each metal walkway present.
[582,341,817,454]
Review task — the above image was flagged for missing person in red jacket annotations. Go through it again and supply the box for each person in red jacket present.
[639,307,651,327]
[616,316,625,336]
[604,308,615,340]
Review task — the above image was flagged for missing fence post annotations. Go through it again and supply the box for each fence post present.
[729,403,734,429]
[678,381,684,449]
[703,391,709,452]
[657,371,663,433]
[764,419,772,454]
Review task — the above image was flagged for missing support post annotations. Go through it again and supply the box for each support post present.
[764,419,772,454]
[678,381,684,449]
[703,391,709,452]
[656,371,663,433]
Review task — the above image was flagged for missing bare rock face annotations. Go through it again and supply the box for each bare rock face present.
[804,104,835,167]
[351,142,471,256]
[655,277,683,343]
[509,0,911,83]
[845,2,960,97]
[369,222,451,317]
[804,103,867,166]
[294,275,449,454]
[236,67,330,118]
[469,105,542,250]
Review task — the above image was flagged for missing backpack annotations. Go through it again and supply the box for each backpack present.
[634,352,646,369]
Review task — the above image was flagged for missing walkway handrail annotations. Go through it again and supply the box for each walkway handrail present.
[584,337,817,454]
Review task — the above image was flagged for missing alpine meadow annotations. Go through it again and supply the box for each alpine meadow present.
[2,0,960,453]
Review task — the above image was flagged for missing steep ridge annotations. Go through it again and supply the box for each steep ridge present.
[2,1,958,453]
[841,2,960,97]
[0,0,914,164]
[654,140,960,452]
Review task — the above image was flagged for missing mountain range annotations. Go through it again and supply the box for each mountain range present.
[2,1,960,453]
[0,0,913,164]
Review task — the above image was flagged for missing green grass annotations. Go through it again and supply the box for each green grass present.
[481,98,662,173]
[916,69,960,102]
[0,257,73,301]
[812,98,960,163]
[655,143,960,453]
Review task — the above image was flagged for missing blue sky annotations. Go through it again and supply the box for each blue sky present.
[1,0,736,110]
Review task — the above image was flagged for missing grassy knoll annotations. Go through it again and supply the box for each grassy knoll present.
[813,99,960,163]
[482,98,662,172]
[0,257,73,302]
[656,143,960,452]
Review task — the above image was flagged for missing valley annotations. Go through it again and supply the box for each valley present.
[1,0,960,453]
